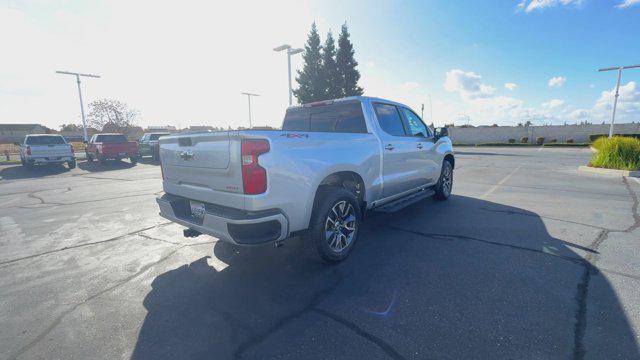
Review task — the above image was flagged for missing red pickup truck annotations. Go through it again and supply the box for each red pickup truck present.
[85,133,139,164]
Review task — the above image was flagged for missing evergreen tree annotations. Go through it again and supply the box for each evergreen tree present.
[336,23,363,97]
[320,31,342,100]
[293,23,324,103]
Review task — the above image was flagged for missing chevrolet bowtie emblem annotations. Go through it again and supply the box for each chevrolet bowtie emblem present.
[179,150,194,160]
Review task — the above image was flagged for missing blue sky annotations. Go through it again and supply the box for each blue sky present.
[1,0,639,128]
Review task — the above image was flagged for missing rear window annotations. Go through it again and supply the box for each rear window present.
[25,136,66,145]
[149,134,169,140]
[282,101,367,133]
[95,134,127,143]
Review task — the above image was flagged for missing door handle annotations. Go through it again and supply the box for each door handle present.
[417,143,423,149]
[384,144,395,150]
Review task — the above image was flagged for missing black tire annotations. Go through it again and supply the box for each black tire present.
[67,160,76,169]
[130,156,138,165]
[433,160,453,200]
[307,186,361,263]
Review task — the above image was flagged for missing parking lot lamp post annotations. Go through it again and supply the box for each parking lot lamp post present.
[598,64,640,138]
[56,71,101,142]
[274,45,304,106]
[241,93,259,129]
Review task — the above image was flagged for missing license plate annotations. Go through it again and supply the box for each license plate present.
[190,201,206,219]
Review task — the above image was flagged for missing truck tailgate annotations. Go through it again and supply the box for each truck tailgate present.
[101,142,137,155]
[160,131,245,209]
[30,144,72,158]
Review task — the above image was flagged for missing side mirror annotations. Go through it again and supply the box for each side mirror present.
[434,127,449,139]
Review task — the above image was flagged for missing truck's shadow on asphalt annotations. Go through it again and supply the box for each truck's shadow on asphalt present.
[0,164,70,180]
[131,195,639,360]
[77,159,137,172]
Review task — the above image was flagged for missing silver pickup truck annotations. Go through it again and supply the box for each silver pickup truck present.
[16,134,76,169]
[157,96,454,262]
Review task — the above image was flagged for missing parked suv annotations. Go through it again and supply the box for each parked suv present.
[16,134,76,169]
[85,133,139,164]
[157,96,454,262]
[138,132,170,161]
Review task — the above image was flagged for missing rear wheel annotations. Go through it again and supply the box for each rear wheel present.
[433,160,453,200]
[307,187,361,263]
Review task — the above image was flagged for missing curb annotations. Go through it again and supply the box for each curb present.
[578,165,640,178]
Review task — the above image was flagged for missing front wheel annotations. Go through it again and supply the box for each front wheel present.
[433,160,453,200]
[307,187,361,263]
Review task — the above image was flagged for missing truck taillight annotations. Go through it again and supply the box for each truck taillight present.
[241,139,269,194]
[26,145,31,155]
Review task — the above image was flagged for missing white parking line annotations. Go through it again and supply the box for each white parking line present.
[481,165,522,199]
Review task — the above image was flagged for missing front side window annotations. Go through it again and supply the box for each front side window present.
[373,103,405,136]
[400,108,430,137]
[149,134,169,141]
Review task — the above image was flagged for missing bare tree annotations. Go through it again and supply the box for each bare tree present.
[87,99,139,135]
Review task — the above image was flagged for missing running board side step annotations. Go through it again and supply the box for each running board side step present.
[374,188,435,213]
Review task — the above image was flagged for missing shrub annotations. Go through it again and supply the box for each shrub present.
[520,137,528,143]
[508,138,516,144]
[590,137,640,170]
[535,137,545,145]
[549,139,557,143]
[566,138,574,143]
[589,133,640,143]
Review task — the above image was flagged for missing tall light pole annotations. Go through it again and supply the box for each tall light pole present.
[56,70,100,141]
[274,44,303,106]
[598,64,640,138]
[241,92,259,129]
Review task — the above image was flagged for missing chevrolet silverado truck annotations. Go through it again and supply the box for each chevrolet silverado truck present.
[138,132,170,161]
[16,134,76,169]
[85,133,139,164]
[156,96,454,262]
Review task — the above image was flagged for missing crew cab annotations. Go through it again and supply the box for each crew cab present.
[16,134,76,169]
[156,96,454,262]
[85,133,139,164]
[138,132,170,161]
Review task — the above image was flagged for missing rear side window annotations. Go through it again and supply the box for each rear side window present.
[25,136,66,145]
[282,101,367,133]
[373,103,405,136]
[95,134,127,143]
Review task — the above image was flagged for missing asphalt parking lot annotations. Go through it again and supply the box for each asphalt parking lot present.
[1,147,639,360]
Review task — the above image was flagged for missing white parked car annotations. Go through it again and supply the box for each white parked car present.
[16,134,76,169]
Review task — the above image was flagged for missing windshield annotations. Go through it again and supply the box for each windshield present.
[25,135,66,145]
[149,134,169,141]
[95,134,128,143]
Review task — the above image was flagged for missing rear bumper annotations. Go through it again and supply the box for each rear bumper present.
[156,194,289,245]
[26,156,75,164]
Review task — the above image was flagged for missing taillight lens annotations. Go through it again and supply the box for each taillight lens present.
[26,145,31,155]
[241,139,269,194]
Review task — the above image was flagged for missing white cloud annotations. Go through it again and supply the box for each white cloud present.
[399,82,420,91]
[548,76,566,88]
[519,0,584,12]
[542,99,565,109]
[444,69,495,99]
[617,0,640,8]
[504,83,518,91]
[592,81,640,120]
